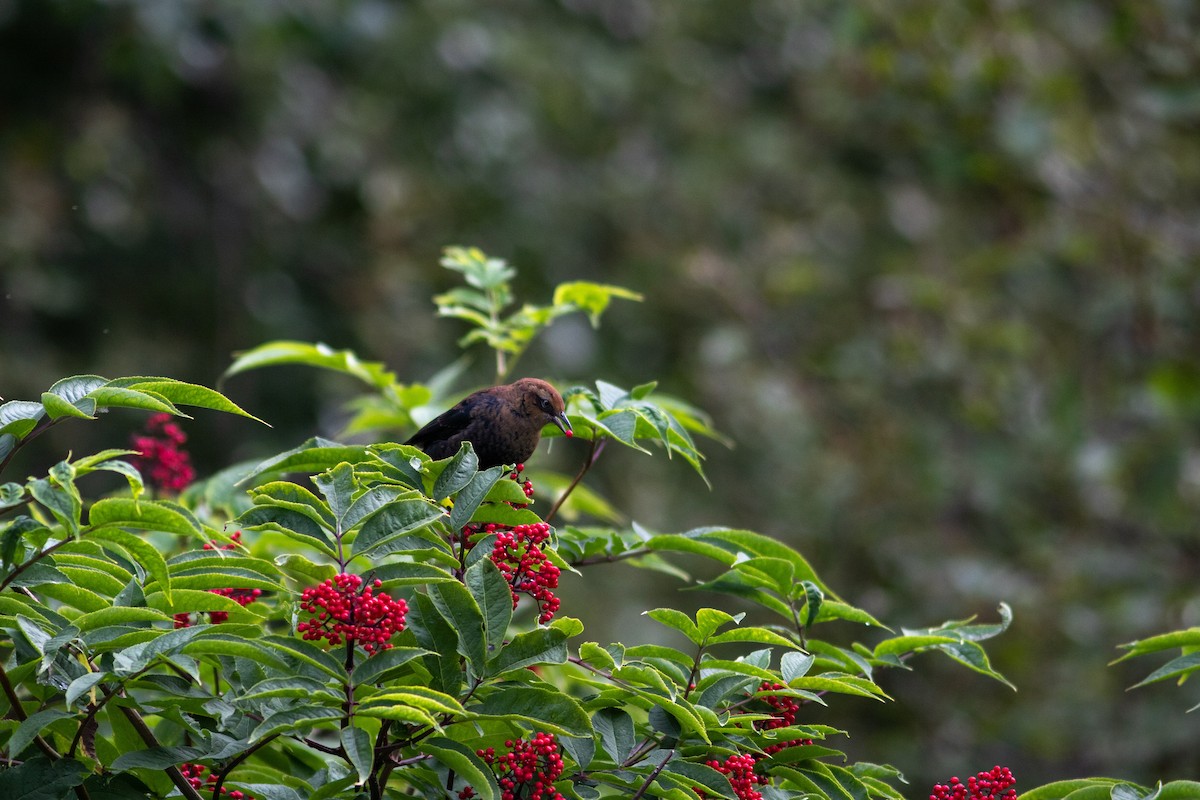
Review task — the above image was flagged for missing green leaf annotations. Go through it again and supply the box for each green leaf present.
[1116,628,1200,660]
[360,687,465,717]
[662,761,736,800]
[428,579,487,671]
[593,707,636,762]
[937,641,1016,689]
[800,580,824,629]
[487,622,576,676]
[470,685,593,738]
[87,386,183,415]
[645,608,702,645]
[235,505,336,558]
[706,627,799,649]
[29,477,81,533]
[65,671,108,708]
[224,341,396,389]
[275,553,339,584]
[449,465,507,529]
[73,606,172,632]
[552,281,643,326]
[1130,652,1200,688]
[41,391,94,420]
[433,442,479,501]
[421,737,499,800]
[695,608,738,639]
[340,725,373,784]
[351,647,430,686]
[1018,780,1126,800]
[87,527,173,604]
[0,755,89,799]
[466,558,514,654]
[313,462,356,531]
[0,400,47,439]
[874,635,963,659]
[8,709,74,758]
[352,495,447,557]
[251,707,343,740]
[89,498,200,537]
[108,377,263,422]
[248,481,336,529]
[411,593,464,695]
[781,651,815,682]
[244,437,373,481]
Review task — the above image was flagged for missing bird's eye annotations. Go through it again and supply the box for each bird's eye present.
[539,397,552,411]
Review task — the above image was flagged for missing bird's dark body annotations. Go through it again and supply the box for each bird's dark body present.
[404,378,571,469]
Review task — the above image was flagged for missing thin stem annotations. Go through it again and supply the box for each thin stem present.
[0,416,59,477]
[211,734,279,799]
[0,661,61,761]
[629,749,674,800]
[118,705,203,800]
[0,537,74,592]
[544,436,606,525]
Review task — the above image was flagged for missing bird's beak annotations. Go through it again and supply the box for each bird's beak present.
[551,412,572,437]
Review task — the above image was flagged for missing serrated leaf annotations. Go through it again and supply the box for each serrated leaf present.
[87,527,172,604]
[646,608,702,645]
[109,378,263,422]
[433,442,479,501]
[89,498,200,537]
[352,495,446,557]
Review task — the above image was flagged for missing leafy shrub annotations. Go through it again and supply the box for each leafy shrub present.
[0,249,1187,799]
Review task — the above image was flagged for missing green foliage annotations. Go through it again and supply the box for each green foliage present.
[2,250,1189,799]
[1115,628,1200,712]
[0,258,1022,799]
[435,246,642,382]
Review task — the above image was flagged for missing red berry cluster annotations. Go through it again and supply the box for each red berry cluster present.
[459,733,565,800]
[179,763,254,800]
[130,413,195,494]
[489,522,561,623]
[752,681,812,755]
[296,574,408,654]
[931,767,1017,800]
[203,530,244,551]
[509,463,535,502]
[702,753,768,800]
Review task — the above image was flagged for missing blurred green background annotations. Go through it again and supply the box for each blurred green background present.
[3,0,1199,789]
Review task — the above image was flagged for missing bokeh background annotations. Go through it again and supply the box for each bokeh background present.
[3,0,1199,790]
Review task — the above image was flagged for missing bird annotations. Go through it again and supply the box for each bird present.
[404,378,572,469]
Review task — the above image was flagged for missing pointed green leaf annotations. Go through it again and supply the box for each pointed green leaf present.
[466,558,513,653]
[340,726,373,784]
[433,442,479,501]
[421,737,499,800]
[428,580,487,670]
[89,498,200,537]
[110,378,264,422]
[351,495,447,557]
[88,527,172,604]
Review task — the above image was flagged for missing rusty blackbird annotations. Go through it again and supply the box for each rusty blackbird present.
[405,378,572,469]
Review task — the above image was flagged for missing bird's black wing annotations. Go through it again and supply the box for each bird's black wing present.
[404,400,475,449]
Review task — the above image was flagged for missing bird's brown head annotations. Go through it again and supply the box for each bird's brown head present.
[508,378,572,438]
